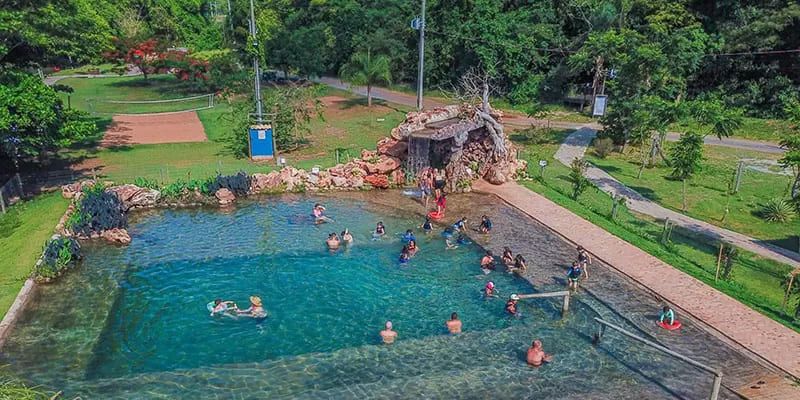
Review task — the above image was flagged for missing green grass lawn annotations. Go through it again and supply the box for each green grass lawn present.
[671,117,793,142]
[585,144,800,249]
[51,63,118,76]
[54,76,410,184]
[0,193,68,318]
[511,127,799,333]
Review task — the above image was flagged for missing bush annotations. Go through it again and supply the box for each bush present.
[569,158,591,199]
[758,198,796,223]
[34,236,81,281]
[160,178,214,199]
[67,185,127,236]
[208,172,251,196]
[134,177,159,190]
[593,137,614,158]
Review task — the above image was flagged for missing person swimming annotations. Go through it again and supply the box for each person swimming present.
[479,215,493,233]
[566,261,582,290]
[407,239,419,257]
[526,339,553,367]
[326,232,341,250]
[402,229,416,242]
[658,305,676,325]
[445,312,462,334]
[484,281,497,297]
[501,247,514,266]
[505,294,520,316]
[341,229,353,245]
[237,296,266,318]
[421,217,433,233]
[374,222,386,238]
[209,299,237,316]
[399,245,411,263]
[480,250,496,273]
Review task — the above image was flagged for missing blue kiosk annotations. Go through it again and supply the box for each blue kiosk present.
[248,124,275,161]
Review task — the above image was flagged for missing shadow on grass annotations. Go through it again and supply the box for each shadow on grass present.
[764,236,800,253]
[628,185,660,201]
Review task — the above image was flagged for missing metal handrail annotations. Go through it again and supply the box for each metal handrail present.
[593,317,723,400]
[517,291,571,317]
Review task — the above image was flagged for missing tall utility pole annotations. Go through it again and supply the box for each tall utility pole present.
[416,0,426,111]
[249,0,264,123]
[227,0,234,36]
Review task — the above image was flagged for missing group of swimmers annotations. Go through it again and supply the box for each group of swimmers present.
[209,295,266,319]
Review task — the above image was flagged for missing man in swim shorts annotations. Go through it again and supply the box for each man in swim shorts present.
[380,321,398,344]
[526,339,553,367]
[506,294,520,316]
[445,312,462,334]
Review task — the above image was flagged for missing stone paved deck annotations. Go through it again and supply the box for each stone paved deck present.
[473,180,800,379]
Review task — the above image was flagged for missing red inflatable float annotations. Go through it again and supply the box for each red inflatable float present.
[428,210,445,220]
[656,320,682,331]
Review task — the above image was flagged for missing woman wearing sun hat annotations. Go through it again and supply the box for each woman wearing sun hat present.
[237,295,266,318]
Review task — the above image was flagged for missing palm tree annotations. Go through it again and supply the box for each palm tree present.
[338,49,391,107]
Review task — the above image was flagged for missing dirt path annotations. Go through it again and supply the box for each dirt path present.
[101,113,207,147]
[473,179,800,380]
[554,126,800,268]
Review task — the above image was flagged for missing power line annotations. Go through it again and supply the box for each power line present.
[704,48,800,57]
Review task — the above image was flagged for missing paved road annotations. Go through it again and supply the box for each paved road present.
[321,77,785,155]
[474,179,800,380]
[554,126,800,268]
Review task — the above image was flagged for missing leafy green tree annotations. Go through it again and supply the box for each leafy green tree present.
[669,132,704,211]
[569,157,591,200]
[779,98,800,200]
[0,72,95,166]
[338,49,391,107]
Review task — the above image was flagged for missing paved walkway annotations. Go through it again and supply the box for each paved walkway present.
[43,71,142,86]
[320,77,784,154]
[555,126,800,268]
[473,179,800,378]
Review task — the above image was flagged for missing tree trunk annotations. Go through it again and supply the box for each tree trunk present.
[792,171,800,200]
[367,84,372,107]
[682,178,688,211]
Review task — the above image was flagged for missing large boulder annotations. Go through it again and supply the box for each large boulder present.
[331,176,348,188]
[364,174,390,189]
[61,179,97,199]
[390,169,405,186]
[376,137,409,159]
[215,188,236,206]
[108,184,161,210]
[365,155,402,175]
[101,228,131,245]
[250,172,283,193]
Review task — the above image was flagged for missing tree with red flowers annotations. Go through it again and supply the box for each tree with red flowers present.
[105,37,165,80]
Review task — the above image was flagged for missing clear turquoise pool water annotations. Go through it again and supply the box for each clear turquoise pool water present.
[2,193,758,399]
[86,196,534,378]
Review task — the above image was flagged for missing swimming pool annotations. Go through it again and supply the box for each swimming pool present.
[2,193,768,398]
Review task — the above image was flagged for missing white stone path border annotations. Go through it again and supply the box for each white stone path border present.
[555,126,800,269]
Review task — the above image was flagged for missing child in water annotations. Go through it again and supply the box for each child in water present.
[484,281,497,297]
[658,305,676,325]
[341,229,353,245]
[373,222,386,239]
[566,261,582,290]
[501,247,514,266]
[420,217,433,233]
[407,239,419,257]
[479,215,493,233]
[399,245,411,263]
[511,254,527,275]
[402,229,416,243]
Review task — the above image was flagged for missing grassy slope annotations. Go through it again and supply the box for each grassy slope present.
[510,127,799,332]
[585,145,799,248]
[0,193,68,317]
[671,117,794,142]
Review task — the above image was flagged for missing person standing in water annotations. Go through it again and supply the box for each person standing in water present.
[445,312,462,334]
[419,169,433,209]
[480,250,496,272]
[380,321,398,344]
[484,281,497,297]
[501,247,514,266]
[577,246,592,279]
[506,294,520,316]
[312,203,330,223]
[341,229,353,245]
[566,261,582,290]
[479,215,493,233]
[237,296,266,318]
[420,217,433,233]
[526,340,553,367]
[326,233,341,250]
[374,222,386,237]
